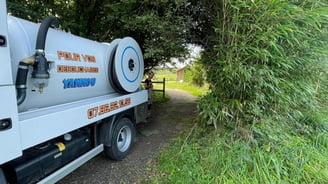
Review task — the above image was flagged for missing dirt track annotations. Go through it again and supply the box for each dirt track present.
[58,89,197,184]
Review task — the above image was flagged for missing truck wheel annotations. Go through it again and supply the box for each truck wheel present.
[105,118,135,160]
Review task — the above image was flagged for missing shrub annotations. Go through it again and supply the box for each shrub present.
[190,59,206,87]
[198,0,328,128]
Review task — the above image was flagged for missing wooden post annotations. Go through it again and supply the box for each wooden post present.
[163,78,165,99]
[144,77,166,99]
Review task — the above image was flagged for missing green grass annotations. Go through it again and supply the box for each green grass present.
[149,111,328,183]
[152,70,177,82]
[152,79,208,103]
[145,68,208,103]
[151,71,209,97]
[153,90,170,104]
[153,80,208,97]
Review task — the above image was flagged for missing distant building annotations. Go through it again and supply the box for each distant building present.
[176,67,186,82]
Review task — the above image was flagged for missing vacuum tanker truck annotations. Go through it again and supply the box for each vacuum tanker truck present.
[0,1,148,183]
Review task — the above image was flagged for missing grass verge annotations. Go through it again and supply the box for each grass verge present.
[150,110,328,183]
[153,80,209,97]
[153,90,170,104]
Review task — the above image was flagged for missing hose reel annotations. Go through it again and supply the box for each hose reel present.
[108,37,144,93]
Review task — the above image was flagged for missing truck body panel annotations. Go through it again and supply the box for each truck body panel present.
[19,90,147,150]
[0,0,13,85]
[0,86,22,164]
[0,0,22,164]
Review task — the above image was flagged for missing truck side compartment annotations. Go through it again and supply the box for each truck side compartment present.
[3,130,92,184]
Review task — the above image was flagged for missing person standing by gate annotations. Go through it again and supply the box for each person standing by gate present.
[144,71,154,110]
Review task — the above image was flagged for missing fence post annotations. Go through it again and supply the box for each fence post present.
[163,78,165,99]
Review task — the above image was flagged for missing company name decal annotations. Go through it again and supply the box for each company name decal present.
[63,78,96,89]
[57,65,99,73]
[57,50,99,74]
[57,51,96,63]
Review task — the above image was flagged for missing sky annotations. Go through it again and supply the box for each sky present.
[165,44,202,68]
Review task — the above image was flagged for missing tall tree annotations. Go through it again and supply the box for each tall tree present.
[7,0,191,71]
[101,0,192,71]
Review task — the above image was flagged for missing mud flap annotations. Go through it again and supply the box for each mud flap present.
[135,102,148,124]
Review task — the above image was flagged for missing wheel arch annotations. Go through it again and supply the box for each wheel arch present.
[97,108,135,148]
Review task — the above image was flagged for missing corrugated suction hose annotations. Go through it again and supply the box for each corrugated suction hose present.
[16,16,59,105]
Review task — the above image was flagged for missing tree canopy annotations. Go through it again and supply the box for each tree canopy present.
[8,0,194,71]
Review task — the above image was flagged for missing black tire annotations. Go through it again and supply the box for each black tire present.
[104,117,135,160]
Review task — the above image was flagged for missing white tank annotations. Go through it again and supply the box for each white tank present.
[7,16,144,112]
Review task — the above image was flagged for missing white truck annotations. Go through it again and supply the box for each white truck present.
[0,1,148,183]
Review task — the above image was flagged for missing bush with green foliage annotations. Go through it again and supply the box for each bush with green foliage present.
[198,0,328,128]
[190,59,206,87]
[179,60,206,86]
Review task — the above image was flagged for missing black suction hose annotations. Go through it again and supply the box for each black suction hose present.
[15,56,34,105]
[32,16,59,83]
[16,62,29,105]
[35,16,59,53]
[16,16,59,105]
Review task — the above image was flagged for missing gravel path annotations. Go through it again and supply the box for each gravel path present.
[57,89,197,184]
